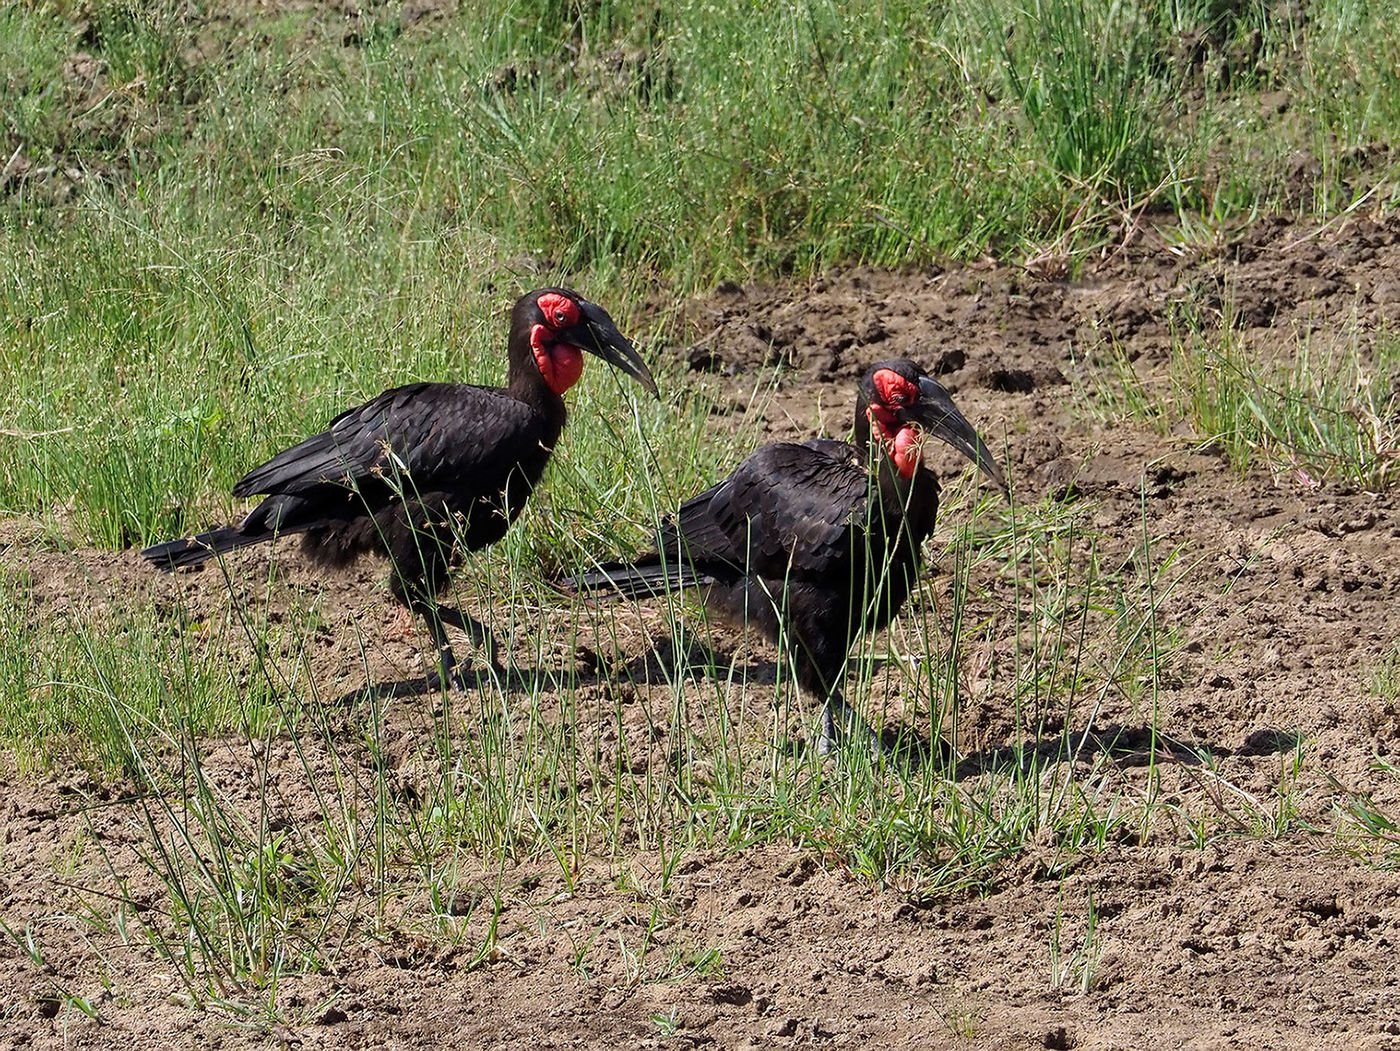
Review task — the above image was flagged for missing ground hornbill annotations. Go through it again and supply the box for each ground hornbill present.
[143,288,657,688]
[568,358,1004,753]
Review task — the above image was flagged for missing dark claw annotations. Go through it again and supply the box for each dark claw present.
[815,695,888,758]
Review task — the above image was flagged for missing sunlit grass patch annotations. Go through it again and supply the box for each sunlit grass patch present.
[1372,646,1400,706]
[3,0,1400,544]
[1333,755,1400,870]
[0,570,283,773]
[1071,311,1400,490]
[1169,321,1400,490]
[996,0,1167,191]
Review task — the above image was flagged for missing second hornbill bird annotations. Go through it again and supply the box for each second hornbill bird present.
[143,288,657,688]
[568,358,1005,753]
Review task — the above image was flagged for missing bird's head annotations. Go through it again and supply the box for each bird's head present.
[513,288,658,398]
[858,359,1006,489]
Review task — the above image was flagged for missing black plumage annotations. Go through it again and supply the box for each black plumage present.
[143,287,657,687]
[570,359,1004,752]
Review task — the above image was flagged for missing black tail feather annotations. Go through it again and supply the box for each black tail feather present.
[141,527,266,572]
[564,559,711,600]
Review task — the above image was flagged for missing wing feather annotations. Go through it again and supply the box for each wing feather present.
[665,439,871,580]
[232,383,539,497]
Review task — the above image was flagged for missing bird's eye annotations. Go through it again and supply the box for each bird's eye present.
[871,367,918,411]
[536,291,579,329]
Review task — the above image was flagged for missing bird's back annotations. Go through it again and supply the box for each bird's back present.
[237,382,557,499]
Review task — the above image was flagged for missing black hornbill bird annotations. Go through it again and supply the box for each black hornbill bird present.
[143,288,657,688]
[568,358,1004,753]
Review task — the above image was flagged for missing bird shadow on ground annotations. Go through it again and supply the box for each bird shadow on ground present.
[869,726,958,769]
[322,664,605,710]
[616,632,777,687]
[622,631,960,766]
[318,628,764,712]
[324,677,440,709]
[953,723,1304,782]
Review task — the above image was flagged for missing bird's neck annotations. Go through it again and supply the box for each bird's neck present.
[505,330,569,411]
[874,452,940,534]
[507,365,565,407]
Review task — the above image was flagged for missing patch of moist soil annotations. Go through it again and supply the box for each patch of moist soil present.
[5,212,1400,1048]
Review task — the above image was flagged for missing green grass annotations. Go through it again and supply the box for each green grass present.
[1334,752,1400,870]
[1373,647,1400,706]
[3,0,1399,541]
[0,568,276,774]
[1073,305,1400,489]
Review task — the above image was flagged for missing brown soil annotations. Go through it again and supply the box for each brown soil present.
[5,213,1400,1048]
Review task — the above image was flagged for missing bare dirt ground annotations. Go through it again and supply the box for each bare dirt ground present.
[5,212,1400,1048]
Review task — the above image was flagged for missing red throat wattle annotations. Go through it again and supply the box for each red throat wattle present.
[867,367,922,479]
[530,324,586,395]
[891,426,921,479]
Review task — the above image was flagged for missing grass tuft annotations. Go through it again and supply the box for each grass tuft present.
[1073,305,1400,490]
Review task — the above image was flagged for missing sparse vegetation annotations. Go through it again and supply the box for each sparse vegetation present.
[1374,647,1400,706]
[1074,305,1400,489]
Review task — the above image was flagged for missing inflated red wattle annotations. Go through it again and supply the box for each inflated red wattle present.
[530,323,585,395]
[891,426,921,479]
[547,343,584,393]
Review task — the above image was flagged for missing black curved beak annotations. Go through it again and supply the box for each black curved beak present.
[905,375,1008,492]
[562,301,659,399]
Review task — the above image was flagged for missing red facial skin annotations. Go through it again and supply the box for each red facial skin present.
[867,368,923,480]
[529,293,586,395]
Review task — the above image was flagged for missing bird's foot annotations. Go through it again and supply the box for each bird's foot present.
[388,606,418,642]
[429,655,508,693]
[813,699,894,759]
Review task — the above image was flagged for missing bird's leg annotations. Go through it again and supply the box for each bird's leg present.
[406,596,508,690]
[411,598,465,691]
[433,604,507,679]
[816,690,884,757]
